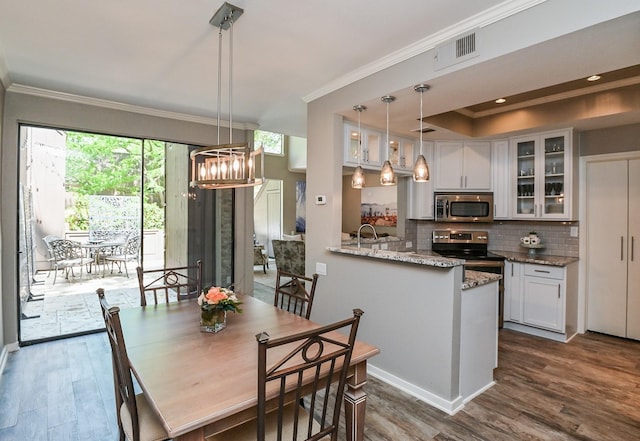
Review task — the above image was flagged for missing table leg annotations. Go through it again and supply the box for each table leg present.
[344,361,368,441]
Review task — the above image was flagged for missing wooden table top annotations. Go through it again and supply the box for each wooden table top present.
[118,295,379,438]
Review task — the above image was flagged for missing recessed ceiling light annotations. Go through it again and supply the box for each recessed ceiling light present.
[587,75,601,82]
[495,98,506,104]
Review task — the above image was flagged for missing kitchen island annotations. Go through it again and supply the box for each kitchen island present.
[324,246,500,414]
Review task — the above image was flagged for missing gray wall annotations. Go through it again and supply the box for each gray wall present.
[579,123,640,157]
[0,79,5,348]
[0,91,254,346]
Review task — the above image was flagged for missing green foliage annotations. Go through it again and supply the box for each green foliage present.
[64,132,166,230]
[254,130,284,155]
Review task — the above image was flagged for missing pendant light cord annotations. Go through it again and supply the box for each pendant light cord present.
[217,27,222,146]
[228,19,234,144]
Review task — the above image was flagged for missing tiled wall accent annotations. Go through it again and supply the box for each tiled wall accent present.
[406,220,579,257]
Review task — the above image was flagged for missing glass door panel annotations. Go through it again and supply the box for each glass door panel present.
[516,140,536,215]
[543,135,565,216]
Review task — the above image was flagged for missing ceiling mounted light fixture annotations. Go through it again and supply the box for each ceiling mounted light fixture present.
[380,95,397,186]
[587,74,601,82]
[190,2,264,190]
[351,104,366,189]
[413,84,431,182]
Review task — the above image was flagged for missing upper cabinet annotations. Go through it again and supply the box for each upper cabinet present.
[388,136,416,174]
[406,141,435,219]
[434,141,492,191]
[344,123,382,168]
[491,140,510,219]
[510,129,576,220]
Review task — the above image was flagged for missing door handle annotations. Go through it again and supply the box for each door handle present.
[621,236,624,261]
[558,285,561,299]
[534,269,551,274]
[632,236,635,262]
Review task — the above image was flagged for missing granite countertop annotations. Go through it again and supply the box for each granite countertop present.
[341,236,404,245]
[492,250,578,267]
[462,270,502,290]
[327,246,464,268]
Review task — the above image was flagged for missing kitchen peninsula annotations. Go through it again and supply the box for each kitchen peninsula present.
[326,246,500,414]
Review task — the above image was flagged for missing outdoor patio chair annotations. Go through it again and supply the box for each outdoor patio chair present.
[105,234,141,278]
[49,239,94,285]
[137,260,202,306]
[42,234,62,278]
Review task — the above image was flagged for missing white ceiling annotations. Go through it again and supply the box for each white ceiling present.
[1,1,639,138]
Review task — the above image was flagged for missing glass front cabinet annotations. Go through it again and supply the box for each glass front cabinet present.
[344,123,382,168]
[510,129,575,220]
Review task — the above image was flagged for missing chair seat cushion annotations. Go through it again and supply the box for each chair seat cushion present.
[120,393,168,441]
[207,403,323,440]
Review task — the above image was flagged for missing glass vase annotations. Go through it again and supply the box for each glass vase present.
[200,309,227,333]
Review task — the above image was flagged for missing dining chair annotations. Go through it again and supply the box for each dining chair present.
[208,309,364,441]
[136,260,203,306]
[105,234,141,278]
[274,270,319,320]
[97,288,170,441]
[49,239,94,285]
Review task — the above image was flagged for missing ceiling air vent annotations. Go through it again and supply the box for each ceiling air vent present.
[434,29,479,71]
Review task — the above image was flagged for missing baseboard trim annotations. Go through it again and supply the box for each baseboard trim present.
[503,321,573,342]
[0,342,19,380]
[367,364,465,415]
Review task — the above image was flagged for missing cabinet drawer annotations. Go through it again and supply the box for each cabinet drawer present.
[524,264,563,280]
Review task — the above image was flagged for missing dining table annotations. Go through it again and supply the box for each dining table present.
[80,240,125,276]
[118,294,379,441]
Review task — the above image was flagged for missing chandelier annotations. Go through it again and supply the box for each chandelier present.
[190,2,264,190]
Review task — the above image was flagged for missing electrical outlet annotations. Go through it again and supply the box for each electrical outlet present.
[406,241,413,248]
[315,262,327,276]
[372,244,380,250]
[381,243,388,250]
[570,226,579,237]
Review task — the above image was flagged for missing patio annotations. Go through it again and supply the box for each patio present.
[20,259,278,343]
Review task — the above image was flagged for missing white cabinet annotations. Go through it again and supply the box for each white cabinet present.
[344,123,381,168]
[522,264,564,332]
[504,261,577,340]
[510,129,575,220]
[434,141,491,191]
[406,142,434,219]
[388,135,416,174]
[586,157,640,340]
[491,140,510,219]
[503,261,522,322]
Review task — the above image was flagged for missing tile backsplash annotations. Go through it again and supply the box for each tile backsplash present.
[406,220,579,258]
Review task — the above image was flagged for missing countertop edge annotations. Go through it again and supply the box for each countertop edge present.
[327,247,464,268]
[491,251,578,267]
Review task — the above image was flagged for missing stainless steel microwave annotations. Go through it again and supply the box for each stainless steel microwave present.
[434,192,494,222]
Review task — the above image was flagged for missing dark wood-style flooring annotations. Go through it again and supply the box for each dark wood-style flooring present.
[1,318,639,440]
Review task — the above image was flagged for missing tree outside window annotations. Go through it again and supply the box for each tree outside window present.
[254,130,284,155]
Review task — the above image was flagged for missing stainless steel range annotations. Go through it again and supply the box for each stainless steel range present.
[432,230,505,327]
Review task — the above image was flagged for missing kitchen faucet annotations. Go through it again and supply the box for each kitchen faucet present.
[357,223,378,249]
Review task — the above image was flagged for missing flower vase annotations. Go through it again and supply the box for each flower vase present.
[200,309,227,333]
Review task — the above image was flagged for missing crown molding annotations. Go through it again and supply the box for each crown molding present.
[302,0,546,103]
[6,83,259,130]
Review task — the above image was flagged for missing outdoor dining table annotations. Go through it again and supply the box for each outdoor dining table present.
[118,294,379,441]
[80,240,124,276]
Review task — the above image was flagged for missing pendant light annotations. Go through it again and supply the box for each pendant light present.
[351,104,366,189]
[380,95,397,186]
[189,2,264,190]
[413,84,431,182]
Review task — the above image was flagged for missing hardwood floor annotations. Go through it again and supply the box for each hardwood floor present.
[1,326,639,440]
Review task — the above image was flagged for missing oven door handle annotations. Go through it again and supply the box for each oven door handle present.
[445,200,449,218]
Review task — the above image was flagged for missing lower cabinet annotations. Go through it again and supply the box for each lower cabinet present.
[504,261,577,341]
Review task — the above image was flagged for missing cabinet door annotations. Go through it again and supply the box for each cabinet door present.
[504,261,522,322]
[364,130,381,166]
[406,179,434,219]
[628,159,640,340]
[344,123,360,165]
[586,159,628,338]
[511,136,537,218]
[435,141,464,189]
[399,139,414,170]
[463,142,491,190]
[523,276,564,332]
[539,132,571,219]
[492,140,510,218]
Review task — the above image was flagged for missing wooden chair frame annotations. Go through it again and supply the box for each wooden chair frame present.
[274,270,319,319]
[136,260,202,306]
[255,309,364,441]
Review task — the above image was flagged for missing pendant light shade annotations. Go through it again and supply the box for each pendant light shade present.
[190,2,265,190]
[351,104,366,189]
[380,95,397,186]
[413,84,431,182]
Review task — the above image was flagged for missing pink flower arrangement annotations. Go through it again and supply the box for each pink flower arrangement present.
[197,286,243,313]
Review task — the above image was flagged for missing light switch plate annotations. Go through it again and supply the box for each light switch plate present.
[406,241,413,248]
[315,262,327,275]
[570,226,579,237]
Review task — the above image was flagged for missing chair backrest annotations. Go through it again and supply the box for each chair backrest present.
[274,270,318,319]
[97,288,141,441]
[43,235,61,256]
[136,260,202,306]
[49,239,82,261]
[272,239,305,275]
[255,309,364,441]
[121,234,141,258]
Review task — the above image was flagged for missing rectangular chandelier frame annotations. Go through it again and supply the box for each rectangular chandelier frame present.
[189,143,264,189]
